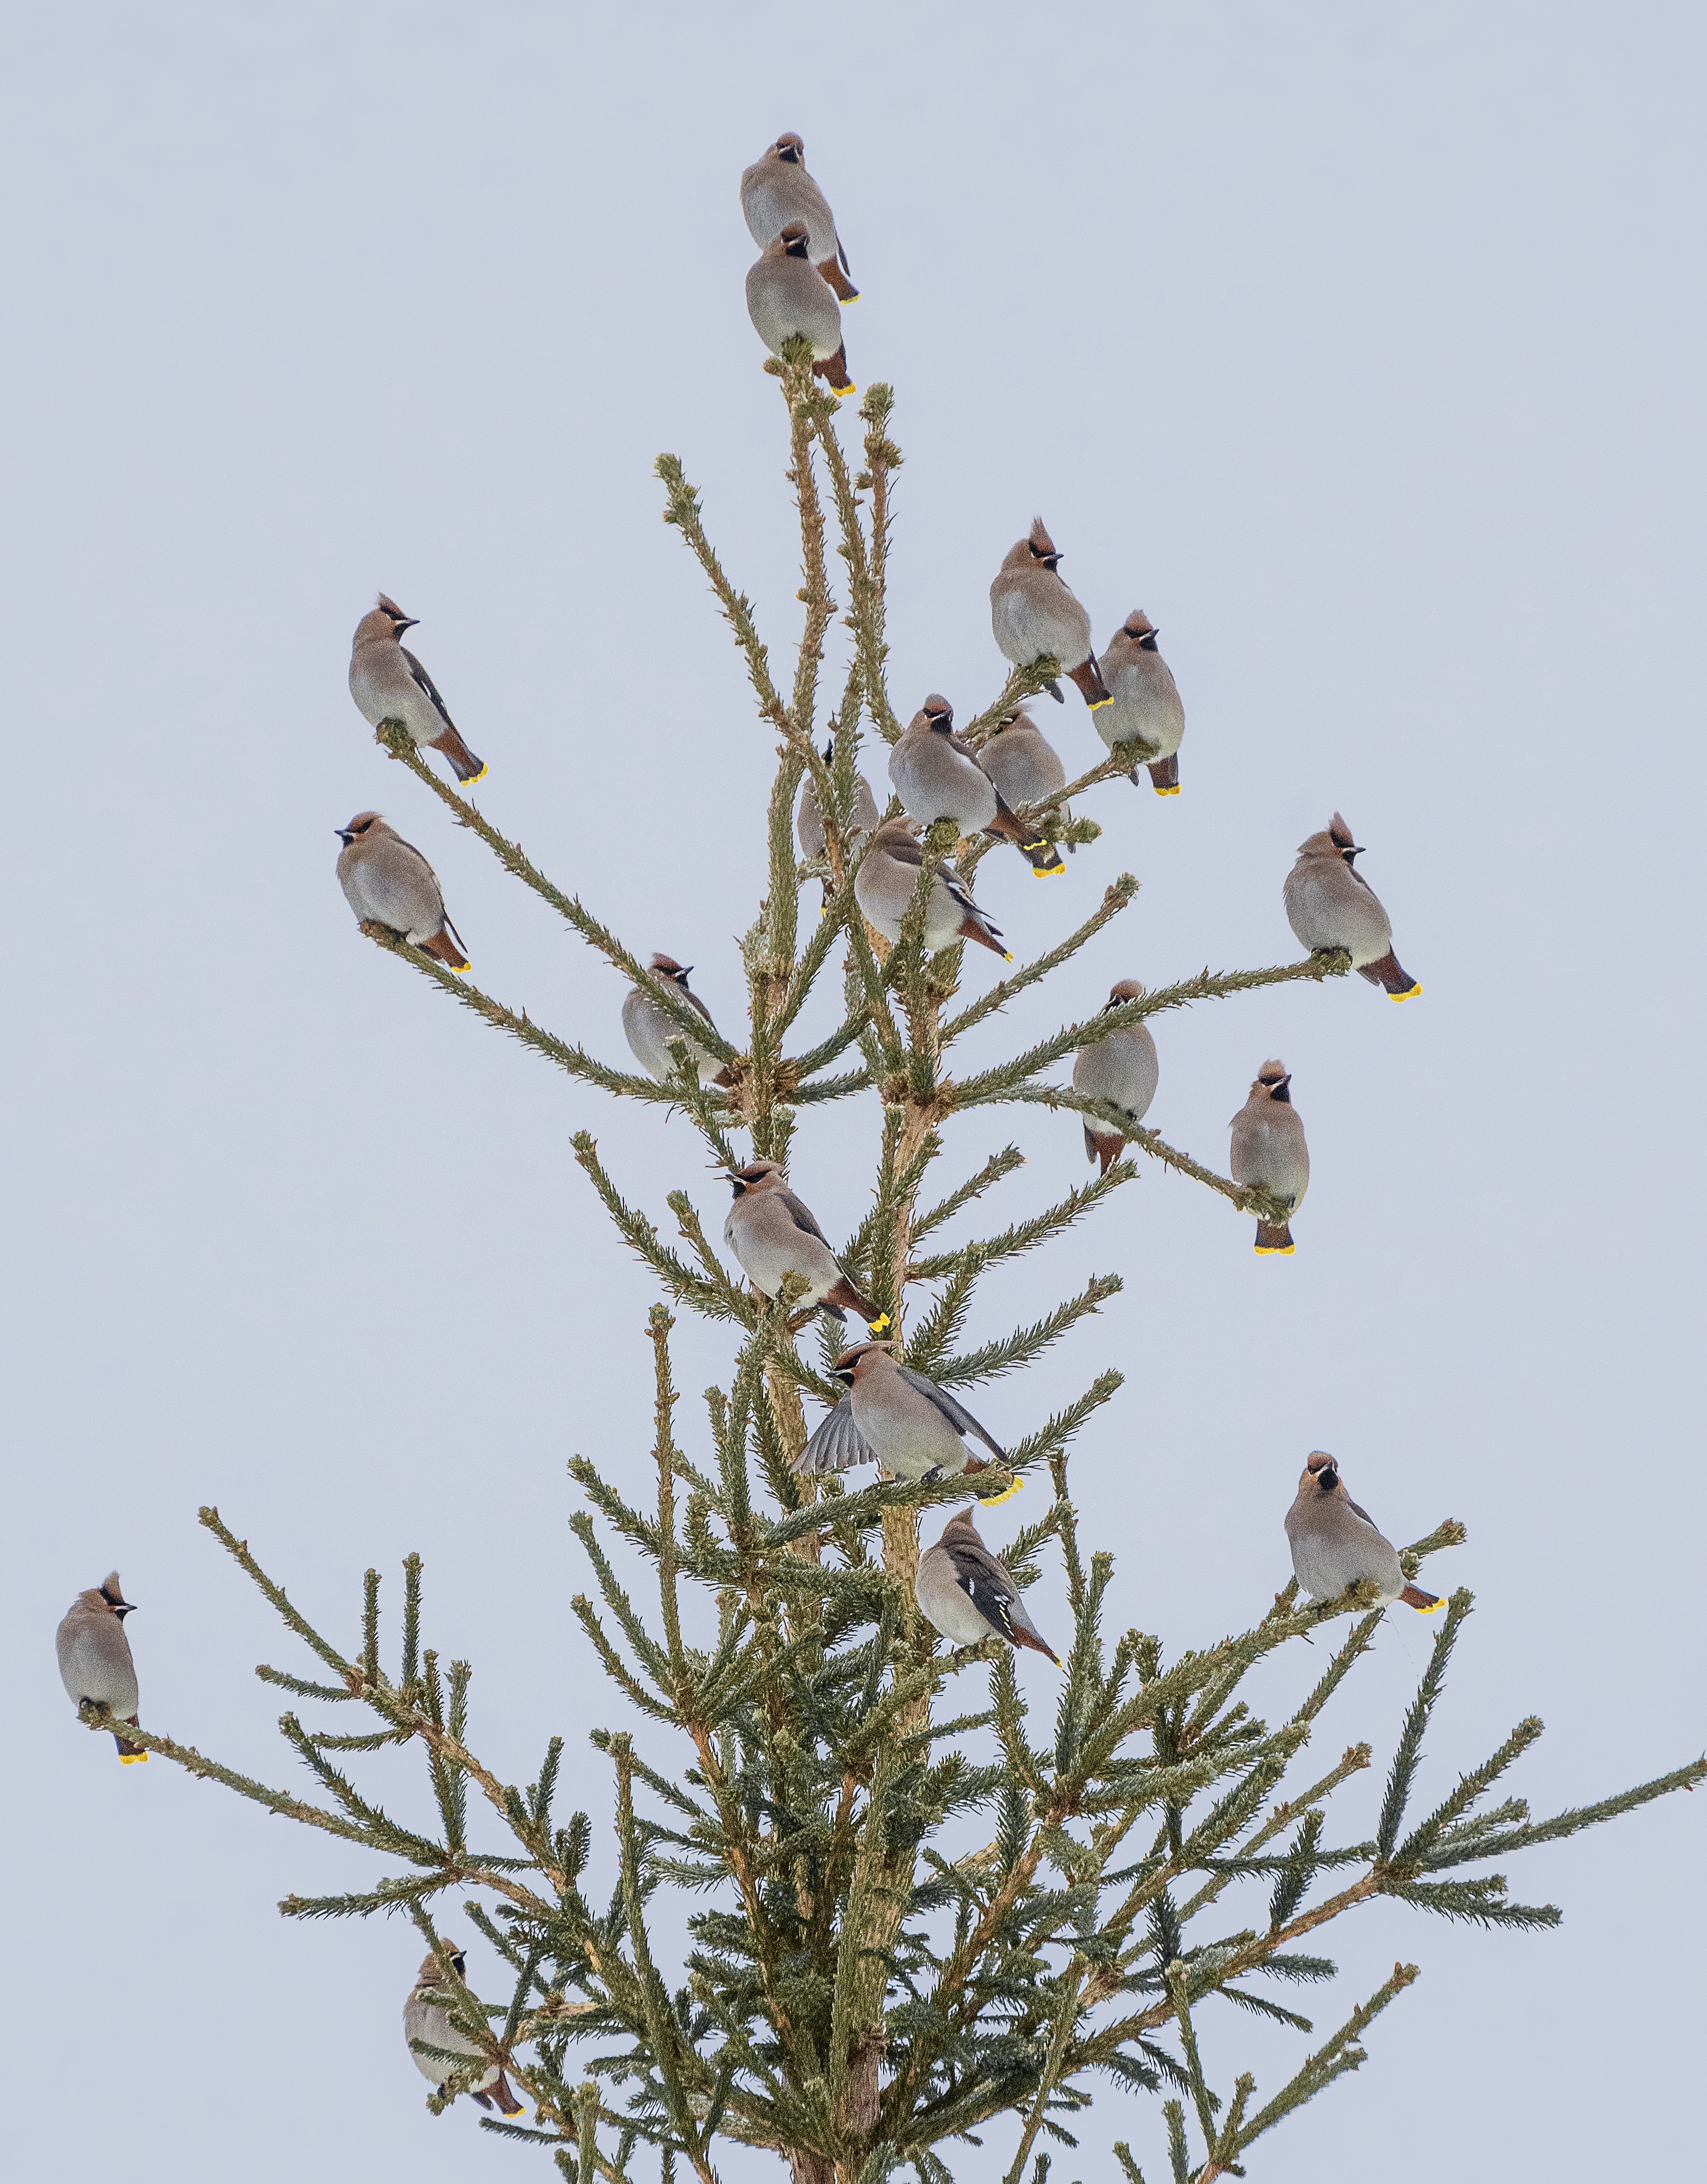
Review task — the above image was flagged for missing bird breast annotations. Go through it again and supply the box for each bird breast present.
[338,844,443,937]
[56,1619,138,1712]
[990,574,1092,668]
[1072,1025,1158,1122]
[402,1996,498,2091]
[740,170,835,260]
[745,260,841,359]
[849,1375,968,1476]
[1283,864,1392,965]
[724,1198,839,1301]
[349,648,430,736]
[1099,652,1184,758]
[890,738,997,833]
[979,732,1065,807]
[1285,1503,1404,1604]
[1230,1108,1309,1204]
[916,1553,997,1644]
[622,990,716,1086]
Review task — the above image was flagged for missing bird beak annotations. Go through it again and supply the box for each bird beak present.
[831,1368,855,1385]
[679,966,693,978]
[335,829,355,844]
[393,616,419,632]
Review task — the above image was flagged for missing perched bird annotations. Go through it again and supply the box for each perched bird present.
[1071,980,1159,1173]
[1284,815,1421,1000]
[797,744,880,862]
[796,1344,1021,1505]
[889,695,1063,876]
[977,708,1068,817]
[56,1574,145,1761]
[745,224,853,395]
[336,812,469,970]
[989,520,1111,709]
[348,596,486,786]
[622,955,735,1088]
[1284,1453,1442,1612]
[403,1946,525,2115]
[1096,611,1185,793]
[739,132,858,300]
[724,1162,889,1329]
[853,818,1012,960]
[1229,1061,1310,1255]
[916,1507,1059,1659]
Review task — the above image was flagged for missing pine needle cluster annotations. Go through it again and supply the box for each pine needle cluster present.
[96,344,1702,2183]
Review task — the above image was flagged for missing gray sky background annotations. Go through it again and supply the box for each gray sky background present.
[5,4,1702,2177]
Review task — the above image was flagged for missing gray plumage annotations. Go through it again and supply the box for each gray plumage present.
[404,1946,523,2114]
[745,225,853,393]
[977,710,1067,809]
[739,133,857,300]
[336,812,469,969]
[1096,611,1185,792]
[989,519,1110,708]
[797,745,879,859]
[853,818,1011,959]
[1284,1454,1441,1613]
[1283,814,1421,1000]
[1072,979,1158,1173]
[349,595,486,785]
[723,1162,887,1327]
[1229,1061,1310,1254]
[889,696,999,834]
[56,1573,144,1760]
[621,955,730,1087]
[915,1507,1059,1660]
[796,1345,1014,1501]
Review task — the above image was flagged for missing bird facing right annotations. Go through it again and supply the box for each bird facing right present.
[621,955,735,1088]
[1071,980,1159,1173]
[1228,1061,1310,1254]
[336,813,470,970]
[1284,1453,1442,1612]
[56,1574,145,1760]
[1283,813,1421,1000]
[988,519,1111,709]
[403,1946,525,2115]
[853,818,1012,959]
[1095,610,1186,793]
[739,132,858,300]
[745,224,854,395]
[915,1507,1060,1660]
[348,595,487,786]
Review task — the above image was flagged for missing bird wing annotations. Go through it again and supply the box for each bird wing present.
[881,832,925,871]
[776,1189,833,1248]
[1344,1494,1381,1530]
[895,1368,1006,1460]
[794,1398,875,1476]
[401,646,459,733]
[949,1546,1020,1640]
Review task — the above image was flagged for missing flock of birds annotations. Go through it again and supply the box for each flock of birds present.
[55,132,1440,2117]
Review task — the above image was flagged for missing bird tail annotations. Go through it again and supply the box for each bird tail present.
[1147,753,1181,795]
[428,726,488,786]
[1357,949,1421,1000]
[824,1277,890,1333]
[1254,1220,1295,1255]
[985,800,1065,877]
[1011,1623,1061,1666]
[956,914,1013,961]
[713,1065,737,1089]
[1400,1584,1443,1613]
[816,346,855,398]
[964,1455,1025,1507]
[491,2072,525,2117]
[1085,1127,1125,1176]
[419,929,471,974]
[115,1717,147,1763]
[1066,656,1112,710]
[819,255,859,302]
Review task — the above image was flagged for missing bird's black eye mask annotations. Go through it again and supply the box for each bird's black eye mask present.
[1317,1468,1338,1493]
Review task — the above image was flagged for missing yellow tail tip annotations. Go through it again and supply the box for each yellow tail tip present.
[832,381,856,397]
[120,1752,148,1764]
[1002,951,1015,962]
[1087,695,1113,710]
[1254,1244,1297,1257]
[1389,983,1422,1001]
[867,1312,892,1333]
[1154,784,1181,796]
[977,1475,1024,1506]
[465,764,490,786]
[1417,1597,1445,1614]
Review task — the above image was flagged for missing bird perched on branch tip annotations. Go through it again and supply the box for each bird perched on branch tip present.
[57,1574,146,1760]
[917,1506,1059,1659]
[336,813,469,970]
[1285,1453,1442,1613]
[745,224,854,395]
[1284,814,1421,1000]
[349,595,487,786]
[740,132,858,300]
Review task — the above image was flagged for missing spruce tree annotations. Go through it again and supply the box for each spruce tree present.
[82,336,1701,2183]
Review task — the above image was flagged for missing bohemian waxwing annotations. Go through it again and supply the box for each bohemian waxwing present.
[336,813,469,971]
[723,1163,889,1329]
[745,225,853,395]
[889,696,1063,876]
[622,955,735,1088]
[1284,814,1421,1000]
[1284,1453,1442,1612]
[853,819,1011,959]
[916,1506,1059,1659]
[348,596,486,786]
[739,132,858,300]
[989,519,1110,710]
[403,1945,525,2115]
[1071,980,1159,1173]
[1095,611,1185,793]
[56,1574,145,1760]
[796,1343,1021,1505]
[1229,1061,1310,1255]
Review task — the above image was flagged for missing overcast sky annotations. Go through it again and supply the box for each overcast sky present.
[5,5,1702,2179]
